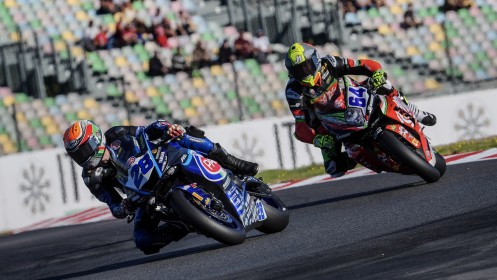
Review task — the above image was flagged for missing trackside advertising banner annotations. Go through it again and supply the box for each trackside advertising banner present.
[1,88,497,231]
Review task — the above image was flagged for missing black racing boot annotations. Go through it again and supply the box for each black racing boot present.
[335,152,357,173]
[143,222,190,255]
[322,149,357,178]
[208,143,259,176]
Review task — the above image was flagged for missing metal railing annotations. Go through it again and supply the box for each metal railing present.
[201,0,342,47]
[0,27,90,99]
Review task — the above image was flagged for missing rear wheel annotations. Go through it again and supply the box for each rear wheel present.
[378,130,440,183]
[168,189,246,245]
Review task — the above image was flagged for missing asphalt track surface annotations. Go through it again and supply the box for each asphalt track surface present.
[2,159,497,280]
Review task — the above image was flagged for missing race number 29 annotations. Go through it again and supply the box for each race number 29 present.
[348,87,367,108]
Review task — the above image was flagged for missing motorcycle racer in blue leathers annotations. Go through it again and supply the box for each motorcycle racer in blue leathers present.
[63,120,259,254]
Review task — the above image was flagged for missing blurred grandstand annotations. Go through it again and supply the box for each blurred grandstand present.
[0,0,495,156]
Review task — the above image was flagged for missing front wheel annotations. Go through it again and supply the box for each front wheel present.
[378,130,440,183]
[168,189,246,245]
[434,151,446,177]
[257,193,290,234]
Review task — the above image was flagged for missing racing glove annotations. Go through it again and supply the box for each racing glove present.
[313,134,335,150]
[167,124,186,139]
[371,69,387,91]
[85,166,116,187]
[112,198,136,219]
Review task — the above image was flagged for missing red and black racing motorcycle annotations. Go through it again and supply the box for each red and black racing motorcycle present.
[307,76,446,183]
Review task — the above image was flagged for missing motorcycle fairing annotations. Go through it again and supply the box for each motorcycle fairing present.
[113,145,162,195]
[345,141,402,173]
[225,182,267,227]
[385,124,421,149]
[380,95,435,163]
[174,183,213,208]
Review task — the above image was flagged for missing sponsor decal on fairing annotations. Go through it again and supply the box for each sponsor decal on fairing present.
[321,68,330,80]
[110,140,121,151]
[187,137,205,143]
[345,107,365,127]
[191,154,227,182]
[125,157,135,169]
[157,152,166,164]
[222,176,231,189]
[192,192,203,202]
[181,154,188,163]
[386,125,421,149]
[328,56,337,67]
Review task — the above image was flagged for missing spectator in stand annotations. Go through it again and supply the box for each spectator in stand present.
[151,7,164,29]
[355,0,373,10]
[122,23,139,46]
[147,51,168,77]
[121,1,136,24]
[343,1,357,14]
[113,0,127,8]
[234,31,254,60]
[154,25,169,48]
[94,25,110,50]
[97,0,117,15]
[192,40,211,70]
[177,10,196,36]
[373,0,385,8]
[442,0,473,11]
[342,1,360,27]
[132,18,149,44]
[171,47,192,75]
[82,20,98,51]
[114,17,125,47]
[400,3,422,29]
[218,39,235,64]
[162,18,178,38]
[252,29,272,64]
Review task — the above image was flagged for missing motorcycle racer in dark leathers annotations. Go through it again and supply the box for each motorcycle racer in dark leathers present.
[63,119,259,255]
[284,42,437,177]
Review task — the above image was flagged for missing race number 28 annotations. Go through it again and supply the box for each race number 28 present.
[130,153,153,187]
[348,87,367,108]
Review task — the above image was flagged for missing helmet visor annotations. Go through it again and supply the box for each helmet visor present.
[68,135,101,167]
[287,50,320,80]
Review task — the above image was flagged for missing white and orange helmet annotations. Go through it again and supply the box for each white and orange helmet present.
[63,120,106,169]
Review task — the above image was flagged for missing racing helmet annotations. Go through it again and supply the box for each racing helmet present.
[63,120,106,169]
[285,43,322,87]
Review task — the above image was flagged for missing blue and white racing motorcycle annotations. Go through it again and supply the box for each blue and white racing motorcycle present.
[108,130,289,245]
